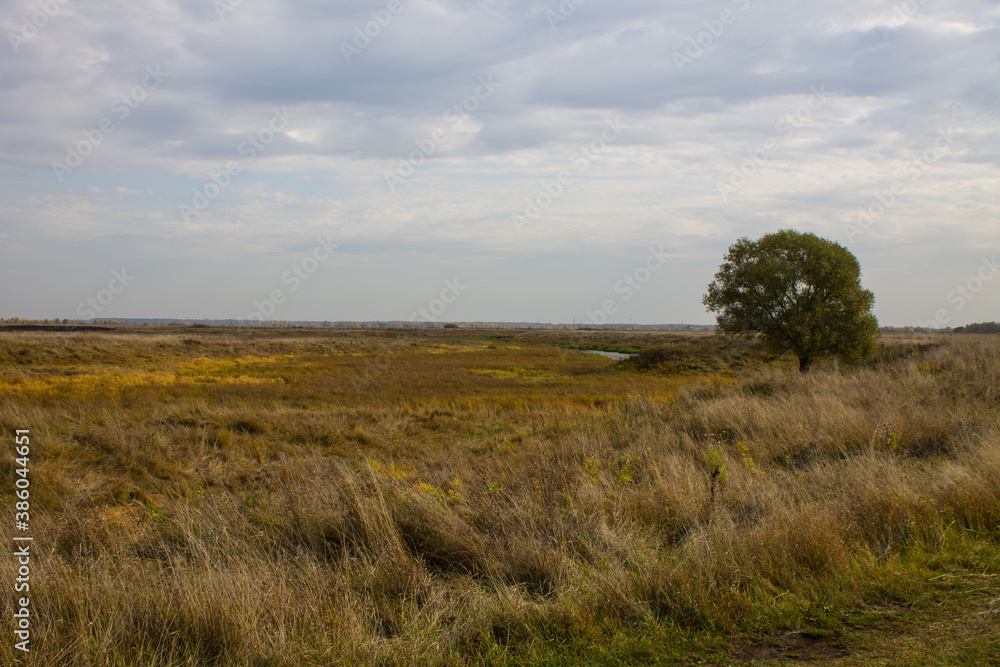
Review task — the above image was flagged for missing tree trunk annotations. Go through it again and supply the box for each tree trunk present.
[798,356,812,372]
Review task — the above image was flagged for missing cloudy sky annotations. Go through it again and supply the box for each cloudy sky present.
[1,0,998,326]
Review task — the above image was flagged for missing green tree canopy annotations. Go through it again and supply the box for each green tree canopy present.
[703,230,878,371]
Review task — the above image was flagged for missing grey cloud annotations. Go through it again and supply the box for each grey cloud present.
[1,0,998,323]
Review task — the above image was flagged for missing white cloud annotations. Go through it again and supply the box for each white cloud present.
[0,0,998,324]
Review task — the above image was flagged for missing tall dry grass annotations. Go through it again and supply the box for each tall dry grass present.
[0,330,997,664]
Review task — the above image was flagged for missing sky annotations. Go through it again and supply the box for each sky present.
[1,0,998,326]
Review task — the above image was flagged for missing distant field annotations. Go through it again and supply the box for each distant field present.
[1,327,998,665]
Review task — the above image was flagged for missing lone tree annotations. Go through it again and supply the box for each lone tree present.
[703,229,878,371]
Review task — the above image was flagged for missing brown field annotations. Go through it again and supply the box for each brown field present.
[1,327,998,665]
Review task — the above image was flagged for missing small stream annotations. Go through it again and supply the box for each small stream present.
[583,350,637,361]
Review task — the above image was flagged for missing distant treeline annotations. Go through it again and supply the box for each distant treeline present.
[953,322,1000,334]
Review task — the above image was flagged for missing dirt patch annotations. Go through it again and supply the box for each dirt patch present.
[732,631,847,662]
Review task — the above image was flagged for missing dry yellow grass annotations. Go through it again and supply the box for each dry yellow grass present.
[0,328,997,665]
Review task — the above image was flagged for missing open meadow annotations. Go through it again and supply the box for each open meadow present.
[1,326,999,665]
